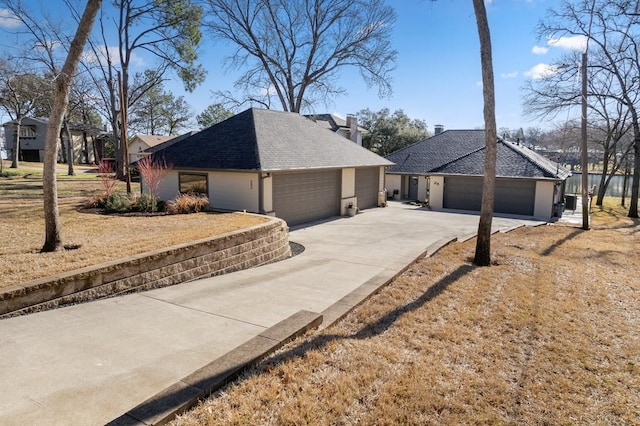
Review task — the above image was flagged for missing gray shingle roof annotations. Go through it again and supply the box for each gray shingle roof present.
[150,108,392,171]
[386,129,570,180]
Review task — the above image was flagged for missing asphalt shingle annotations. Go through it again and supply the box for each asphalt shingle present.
[386,129,569,180]
[150,108,392,171]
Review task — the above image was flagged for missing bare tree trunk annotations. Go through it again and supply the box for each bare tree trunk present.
[472,0,497,267]
[10,119,21,168]
[622,159,630,207]
[42,0,102,252]
[63,119,75,176]
[629,138,640,218]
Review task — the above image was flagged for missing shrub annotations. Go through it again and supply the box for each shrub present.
[166,194,209,214]
[84,192,110,209]
[129,193,164,213]
[104,193,132,213]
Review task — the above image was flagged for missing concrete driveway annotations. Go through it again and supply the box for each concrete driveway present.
[0,202,544,425]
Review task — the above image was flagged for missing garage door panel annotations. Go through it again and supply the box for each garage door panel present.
[273,170,340,226]
[444,176,535,216]
[443,176,482,211]
[355,167,380,209]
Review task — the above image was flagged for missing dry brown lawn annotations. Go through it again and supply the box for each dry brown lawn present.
[0,162,267,288]
[171,200,640,425]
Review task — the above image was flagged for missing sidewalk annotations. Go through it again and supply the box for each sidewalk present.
[0,203,544,425]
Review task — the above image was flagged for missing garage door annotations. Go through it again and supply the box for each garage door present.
[355,167,380,209]
[494,179,536,215]
[444,176,535,216]
[443,176,483,211]
[273,170,340,226]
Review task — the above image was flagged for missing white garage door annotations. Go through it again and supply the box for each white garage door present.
[273,170,340,226]
[444,176,536,216]
[355,167,380,209]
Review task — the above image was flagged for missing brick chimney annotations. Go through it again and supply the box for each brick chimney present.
[434,124,444,135]
[346,114,360,145]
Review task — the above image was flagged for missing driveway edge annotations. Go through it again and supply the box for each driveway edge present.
[107,310,323,426]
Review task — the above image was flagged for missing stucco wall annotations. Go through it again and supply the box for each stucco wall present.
[386,174,401,199]
[210,171,260,212]
[429,176,445,209]
[534,180,555,219]
[342,168,356,197]
[155,171,181,201]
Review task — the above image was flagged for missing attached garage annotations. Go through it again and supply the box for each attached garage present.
[385,129,571,221]
[355,167,380,209]
[273,170,341,226]
[151,108,393,226]
[443,176,535,216]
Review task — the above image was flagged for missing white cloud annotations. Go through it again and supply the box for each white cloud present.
[501,71,518,78]
[475,80,483,88]
[532,45,548,55]
[0,8,21,28]
[548,35,588,52]
[524,63,560,79]
[83,45,144,67]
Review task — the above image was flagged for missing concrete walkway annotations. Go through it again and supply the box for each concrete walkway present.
[0,202,544,425]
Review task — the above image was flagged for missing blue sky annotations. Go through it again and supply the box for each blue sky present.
[0,0,586,132]
[166,0,584,132]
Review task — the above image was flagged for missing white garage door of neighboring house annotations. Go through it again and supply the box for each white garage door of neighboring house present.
[443,176,536,216]
[355,167,380,209]
[273,170,340,226]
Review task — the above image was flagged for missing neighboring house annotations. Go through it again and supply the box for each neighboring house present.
[148,108,393,226]
[385,129,571,220]
[306,113,364,146]
[2,117,101,164]
[128,134,175,163]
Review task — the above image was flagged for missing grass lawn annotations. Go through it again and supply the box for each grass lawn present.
[0,161,267,288]
[171,199,640,425]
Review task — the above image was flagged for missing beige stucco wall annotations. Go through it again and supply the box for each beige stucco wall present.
[534,180,555,219]
[262,174,273,214]
[429,176,445,209]
[342,168,356,197]
[210,171,260,212]
[385,174,401,200]
[153,170,181,201]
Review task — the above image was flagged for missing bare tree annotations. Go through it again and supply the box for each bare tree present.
[202,0,397,112]
[472,0,497,267]
[532,0,640,218]
[41,0,102,252]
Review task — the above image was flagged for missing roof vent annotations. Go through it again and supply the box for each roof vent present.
[434,124,444,135]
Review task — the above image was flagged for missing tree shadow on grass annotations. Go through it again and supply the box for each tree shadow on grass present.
[108,265,474,424]
[541,228,584,256]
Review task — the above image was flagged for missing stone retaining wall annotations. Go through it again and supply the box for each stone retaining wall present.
[0,217,291,318]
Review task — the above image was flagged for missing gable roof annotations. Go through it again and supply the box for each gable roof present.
[130,134,174,148]
[386,129,570,180]
[150,108,392,172]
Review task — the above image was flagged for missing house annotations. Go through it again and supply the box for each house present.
[385,128,571,220]
[148,108,392,226]
[305,113,364,145]
[127,134,176,163]
[2,117,101,164]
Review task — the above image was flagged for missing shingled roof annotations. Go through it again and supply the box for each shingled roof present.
[150,108,392,172]
[386,129,570,180]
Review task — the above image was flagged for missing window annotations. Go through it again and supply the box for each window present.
[179,173,208,195]
[18,125,37,139]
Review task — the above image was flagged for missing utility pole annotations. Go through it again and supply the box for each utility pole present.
[580,51,589,230]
